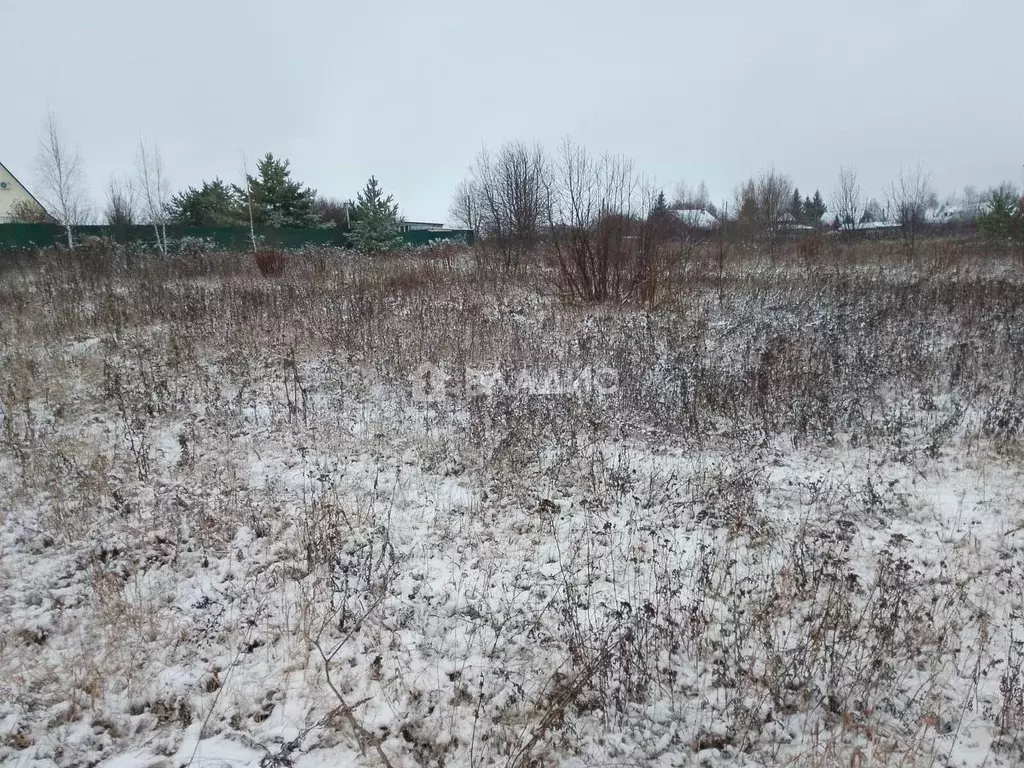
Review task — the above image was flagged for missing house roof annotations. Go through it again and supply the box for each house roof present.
[0,160,47,214]
[671,208,718,229]
[926,202,986,223]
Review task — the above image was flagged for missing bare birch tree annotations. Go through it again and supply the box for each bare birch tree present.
[832,166,863,233]
[469,142,547,271]
[241,153,257,254]
[751,168,793,260]
[887,165,934,259]
[35,111,90,250]
[448,178,480,233]
[672,179,710,210]
[136,140,170,255]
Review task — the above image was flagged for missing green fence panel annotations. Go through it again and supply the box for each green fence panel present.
[0,223,62,249]
[0,224,473,251]
[401,229,473,247]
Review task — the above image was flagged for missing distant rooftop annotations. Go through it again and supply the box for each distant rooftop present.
[671,208,719,229]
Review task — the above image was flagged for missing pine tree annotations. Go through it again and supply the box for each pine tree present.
[651,191,669,219]
[790,188,804,223]
[737,180,758,227]
[350,176,403,253]
[168,179,242,226]
[234,153,318,228]
[811,190,827,222]
[648,190,673,241]
[801,191,827,226]
[978,185,1023,244]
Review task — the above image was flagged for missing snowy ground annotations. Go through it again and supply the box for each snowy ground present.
[1,248,1023,767]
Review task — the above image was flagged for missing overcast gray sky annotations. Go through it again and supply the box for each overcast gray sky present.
[4,0,1022,221]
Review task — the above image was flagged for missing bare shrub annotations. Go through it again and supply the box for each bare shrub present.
[887,165,935,260]
[448,177,480,235]
[8,198,52,224]
[311,196,353,230]
[465,141,547,271]
[796,231,826,262]
[253,248,286,277]
[833,166,863,233]
[545,139,664,303]
[735,168,794,260]
[102,175,138,230]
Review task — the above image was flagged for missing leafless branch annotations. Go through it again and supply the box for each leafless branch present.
[136,139,170,255]
[887,164,934,259]
[35,111,90,249]
[833,166,863,233]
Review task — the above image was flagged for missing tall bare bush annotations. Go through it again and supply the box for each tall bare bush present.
[103,175,138,231]
[832,166,863,233]
[887,165,934,259]
[545,139,661,303]
[466,141,547,271]
[448,178,480,234]
[736,168,793,259]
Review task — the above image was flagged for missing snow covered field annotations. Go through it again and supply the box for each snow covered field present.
[1,246,1023,767]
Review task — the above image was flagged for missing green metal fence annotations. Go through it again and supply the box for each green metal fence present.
[0,223,473,251]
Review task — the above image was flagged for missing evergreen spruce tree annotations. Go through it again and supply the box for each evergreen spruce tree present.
[351,176,403,253]
[790,188,804,223]
[978,185,1023,245]
[801,191,827,226]
[649,190,673,241]
[650,191,669,219]
[737,180,758,229]
[234,153,318,228]
[168,179,243,226]
[811,190,827,222]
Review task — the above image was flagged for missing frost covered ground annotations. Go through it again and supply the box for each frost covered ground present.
[1,245,1023,767]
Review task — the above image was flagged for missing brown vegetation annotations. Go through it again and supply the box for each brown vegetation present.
[1,237,1023,766]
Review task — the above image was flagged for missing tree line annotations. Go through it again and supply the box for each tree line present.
[12,114,1023,266]
[14,113,407,253]
[450,140,1024,267]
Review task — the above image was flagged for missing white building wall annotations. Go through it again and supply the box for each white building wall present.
[0,163,45,222]
[400,221,445,232]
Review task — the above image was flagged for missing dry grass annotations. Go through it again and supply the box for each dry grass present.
[1,238,1023,766]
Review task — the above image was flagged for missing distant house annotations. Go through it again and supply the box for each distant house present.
[671,208,719,231]
[777,211,820,231]
[0,161,46,223]
[926,202,986,225]
[399,220,446,233]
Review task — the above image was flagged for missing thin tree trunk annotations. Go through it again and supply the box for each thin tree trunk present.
[247,182,257,254]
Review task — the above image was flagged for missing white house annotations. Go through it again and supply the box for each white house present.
[0,161,46,222]
[671,208,719,230]
[399,220,446,233]
[926,202,986,224]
